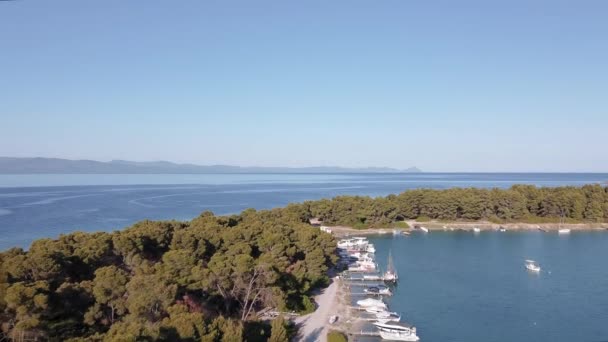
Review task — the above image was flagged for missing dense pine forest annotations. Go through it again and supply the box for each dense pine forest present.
[302,184,608,227]
[1,185,607,341]
[0,210,336,341]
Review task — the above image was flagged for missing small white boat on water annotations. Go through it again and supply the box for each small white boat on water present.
[374,322,419,341]
[419,226,429,233]
[525,259,541,272]
[473,227,481,233]
[558,228,571,234]
[357,298,387,309]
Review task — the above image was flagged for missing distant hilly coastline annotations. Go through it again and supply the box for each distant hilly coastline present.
[0,157,421,174]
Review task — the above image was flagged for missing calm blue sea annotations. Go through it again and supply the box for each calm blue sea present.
[357,232,608,342]
[0,173,607,250]
[1,173,607,341]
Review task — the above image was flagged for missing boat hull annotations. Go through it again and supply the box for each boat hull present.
[378,330,420,341]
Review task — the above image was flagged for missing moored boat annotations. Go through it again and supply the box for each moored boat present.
[375,310,401,322]
[357,298,387,309]
[525,259,541,272]
[384,249,398,283]
[374,321,419,341]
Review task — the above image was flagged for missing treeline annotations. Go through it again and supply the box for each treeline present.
[0,209,336,341]
[297,184,608,227]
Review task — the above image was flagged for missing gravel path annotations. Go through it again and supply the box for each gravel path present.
[294,279,338,342]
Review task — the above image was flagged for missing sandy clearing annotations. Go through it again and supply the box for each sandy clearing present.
[294,278,339,342]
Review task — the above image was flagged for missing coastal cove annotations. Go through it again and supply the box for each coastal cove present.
[352,232,608,342]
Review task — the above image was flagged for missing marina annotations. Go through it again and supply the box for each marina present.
[334,235,421,341]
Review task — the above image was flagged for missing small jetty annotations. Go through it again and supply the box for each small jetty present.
[335,236,420,341]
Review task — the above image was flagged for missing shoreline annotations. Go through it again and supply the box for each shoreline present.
[326,220,608,237]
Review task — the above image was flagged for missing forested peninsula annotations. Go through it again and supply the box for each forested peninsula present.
[1,185,607,341]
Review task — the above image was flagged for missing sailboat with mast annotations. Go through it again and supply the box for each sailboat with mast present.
[558,209,571,234]
[383,249,398,283]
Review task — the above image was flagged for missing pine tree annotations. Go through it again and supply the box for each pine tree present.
[269,316,288,342]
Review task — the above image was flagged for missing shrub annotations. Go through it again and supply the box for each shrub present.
[300,296,316,314]
[327,330,347,342]
[394,221,410,229]
[416,216,431,222]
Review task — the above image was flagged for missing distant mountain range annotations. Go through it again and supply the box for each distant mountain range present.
[0,157,421,174]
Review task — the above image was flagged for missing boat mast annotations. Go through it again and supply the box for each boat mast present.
[387,249,395,273]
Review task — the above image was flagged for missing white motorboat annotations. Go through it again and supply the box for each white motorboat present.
[374,322,419,341]
[525,259,541,272]
[357,298,387,309]
[364,286,380,295]
[352,237,369,246]
[558,228,571,234]
[473,227,481,233]
[378,285,392,295]
[376,311,401,322]
[363,274,383,281]
[366,244,376,253]
[364,285,392,296]
[337,239,355,248]
[365,306,387,314]
[349,264,376,272]
[348,251,371,260]
[419,226,429,233]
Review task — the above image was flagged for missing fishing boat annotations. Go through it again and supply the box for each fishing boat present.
[525,259,541,272]
[383,250,398,283]
[357,298,387,309]
[373,322,419,341]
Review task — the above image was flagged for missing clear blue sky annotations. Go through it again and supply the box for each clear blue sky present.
[1,1,606,172]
